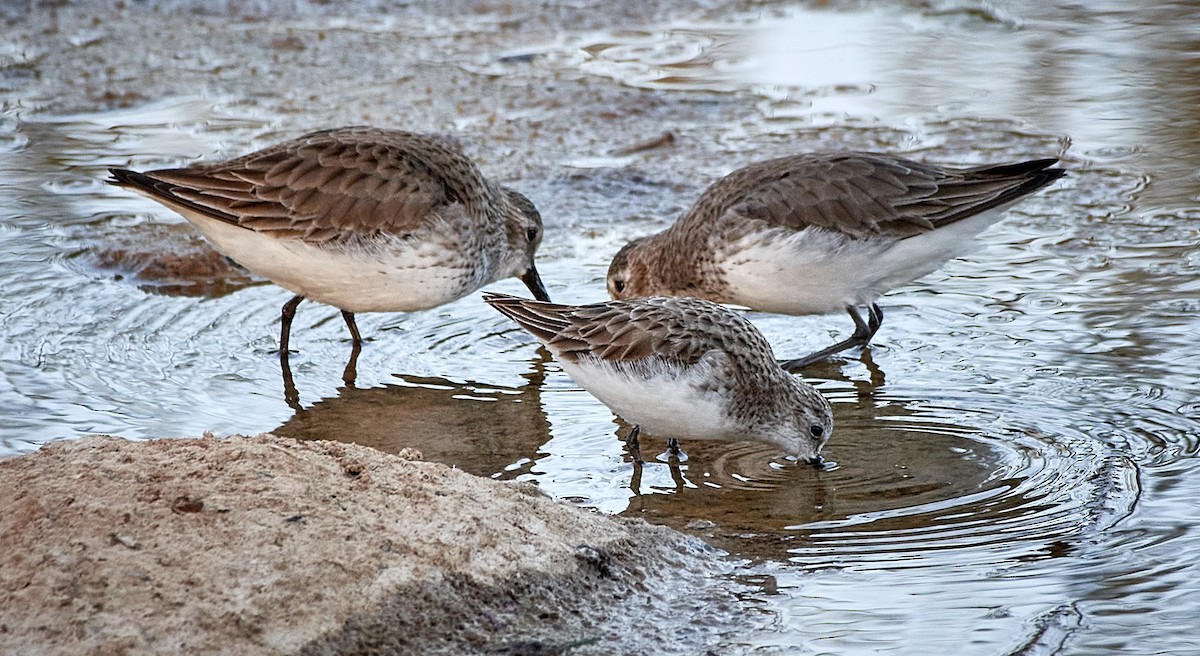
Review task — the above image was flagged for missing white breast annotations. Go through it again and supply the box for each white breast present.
[181,211,484,313]
[558,355,738,441]
[720,208,1010,315]
[720,227,893,315]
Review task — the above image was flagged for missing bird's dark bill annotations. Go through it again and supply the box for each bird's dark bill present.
[521,265,551,302]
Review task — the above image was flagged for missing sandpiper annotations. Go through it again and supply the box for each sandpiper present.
[109,126,550,353]
[606,152,1065,369]
[483,292,833,464]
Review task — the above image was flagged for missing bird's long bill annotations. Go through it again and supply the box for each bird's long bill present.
[521,264,551,302]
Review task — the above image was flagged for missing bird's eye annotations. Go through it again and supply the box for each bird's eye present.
[809,425,824,439]
[612,278,625,294]
[525,226,539,243]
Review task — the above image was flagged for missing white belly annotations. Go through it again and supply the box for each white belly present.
[559,356,738,441]
[720,208,1009,315]
[185,213,482,313]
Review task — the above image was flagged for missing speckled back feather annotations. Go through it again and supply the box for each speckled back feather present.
[108,127,501,242]
[482,293,774,367]
[679,152,1065,240]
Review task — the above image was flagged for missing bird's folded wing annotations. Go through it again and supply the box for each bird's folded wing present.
[114,127,488,242]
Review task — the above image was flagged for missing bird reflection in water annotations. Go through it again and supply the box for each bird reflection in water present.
[275,349,553,479]
[616,350,1004,561]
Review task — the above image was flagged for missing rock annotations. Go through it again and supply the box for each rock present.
[0,434,734,655]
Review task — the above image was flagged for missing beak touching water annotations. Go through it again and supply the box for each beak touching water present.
[806,455,825,468]
[521,264,551,302]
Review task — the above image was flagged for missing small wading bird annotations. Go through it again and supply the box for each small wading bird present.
[483,292,834,465]
[109,126,550,355]
[606,152,1066,370]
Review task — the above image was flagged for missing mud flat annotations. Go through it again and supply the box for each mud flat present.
[0,434,737,655]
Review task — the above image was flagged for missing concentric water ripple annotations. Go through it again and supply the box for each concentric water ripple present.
[611,399,1139,571]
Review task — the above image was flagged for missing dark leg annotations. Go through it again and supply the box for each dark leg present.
[341,310,362,347]
[625,425,642,463]
[866,303,884,339]
[280,295,304,354]
[660,437,688,462]
[779,305,884,372]
[667,436,696,462]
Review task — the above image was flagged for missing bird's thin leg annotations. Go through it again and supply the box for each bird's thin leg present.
[341,310,362,348]
[280,295,304,355]
[779,306,879,372]
[865,303,884,339]
[847,306,873,340]
[625,425,642,463]
[664,437,687,462]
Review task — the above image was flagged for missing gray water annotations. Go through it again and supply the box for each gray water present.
[2,1,1198,653]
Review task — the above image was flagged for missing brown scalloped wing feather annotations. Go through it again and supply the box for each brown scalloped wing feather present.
[484,293,769,367]
[684,152,1064,240]
[114,127,489,242]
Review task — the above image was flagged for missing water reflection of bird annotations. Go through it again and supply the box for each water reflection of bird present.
[621,390,1002,562]
[108,127,550,357]
[273,360,552,479]
[605,153,1065,370]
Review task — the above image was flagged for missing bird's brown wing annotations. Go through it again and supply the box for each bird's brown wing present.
[681,152,1064,239]
[109,127,489,242]
[483,293,769,366]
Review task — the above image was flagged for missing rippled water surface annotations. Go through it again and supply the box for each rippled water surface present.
[3,1,1199,653]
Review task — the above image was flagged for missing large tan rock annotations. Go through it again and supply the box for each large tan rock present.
[0,434,731,655]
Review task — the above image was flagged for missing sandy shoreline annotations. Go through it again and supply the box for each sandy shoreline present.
[0,433,737,655]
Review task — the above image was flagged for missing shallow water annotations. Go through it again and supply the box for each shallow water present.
[3,0,1199,653]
